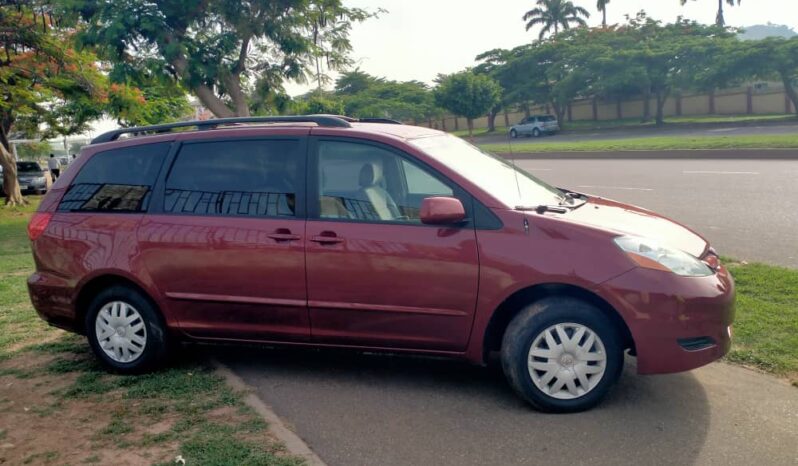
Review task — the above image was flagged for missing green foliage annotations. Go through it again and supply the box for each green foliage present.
[15,142,52,160]
[340,75,439,122]
[294,94,346,115]
[68,0,376,118]
[433,71,501,135]
[523,0,590,40]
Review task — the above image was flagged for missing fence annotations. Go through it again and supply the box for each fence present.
[420,82,796,131]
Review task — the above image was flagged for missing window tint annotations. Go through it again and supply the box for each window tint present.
[58,143,170,212]
[317,141,453,223]
[164,139,299,218]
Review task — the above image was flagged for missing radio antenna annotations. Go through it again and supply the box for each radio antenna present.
[507,129,523,203]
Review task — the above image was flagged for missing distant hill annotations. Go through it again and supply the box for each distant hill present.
[739,23,797,40]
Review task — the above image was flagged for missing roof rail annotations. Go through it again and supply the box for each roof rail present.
[90,115,353,144]
[358,118,403,125]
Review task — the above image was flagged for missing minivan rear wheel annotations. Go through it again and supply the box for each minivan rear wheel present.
[500,297,623,412]
[510,129,518,139]
[85,285,168,373]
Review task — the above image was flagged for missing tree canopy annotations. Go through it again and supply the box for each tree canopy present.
[433,71,501,136]
[68,0,375,118]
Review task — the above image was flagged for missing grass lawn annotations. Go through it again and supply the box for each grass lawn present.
[478,133,798,153]
[0,197,302,465]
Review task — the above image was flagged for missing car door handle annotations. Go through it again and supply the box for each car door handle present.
[268,229,301,242]
[310,232,344,245]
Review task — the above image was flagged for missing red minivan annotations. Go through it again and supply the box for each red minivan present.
[27,116,734,412]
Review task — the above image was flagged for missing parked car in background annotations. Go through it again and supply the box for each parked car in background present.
[0,161,48,195]
[509,114,560,138]
[27,116,734,412]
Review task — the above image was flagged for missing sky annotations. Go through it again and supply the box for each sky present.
[85,0,797,136]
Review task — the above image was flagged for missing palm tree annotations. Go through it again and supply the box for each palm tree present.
[523,0,591,40]
[680,0,741,27]
[597,0,610,28]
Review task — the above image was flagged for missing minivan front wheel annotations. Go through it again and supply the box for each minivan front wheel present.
[85,285,168,373]
[501,297,623,412]
[510,129,518,139]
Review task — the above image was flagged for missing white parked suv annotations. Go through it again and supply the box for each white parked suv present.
[509,115,560,138]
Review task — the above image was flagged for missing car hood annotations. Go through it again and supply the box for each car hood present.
[565,196,708,257]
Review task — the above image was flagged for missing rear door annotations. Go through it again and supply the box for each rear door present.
[305,138,479,352]
[138,135,309,342]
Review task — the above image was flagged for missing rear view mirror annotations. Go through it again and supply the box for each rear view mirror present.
[420,197,466,225]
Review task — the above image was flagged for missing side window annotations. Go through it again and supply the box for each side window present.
[317,141,453,223]
[164,139,299,218]
[58,143,170,212]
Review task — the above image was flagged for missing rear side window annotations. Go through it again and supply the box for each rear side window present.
[163,139,299,218]
[58,143,170,212]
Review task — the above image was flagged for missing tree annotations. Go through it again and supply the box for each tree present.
[497,37,592,128]
[338,76,438,123]
[621,14,736,125]
[680,0,741,27]
[523,0,590,40]
[731,37,798,117]
[433,72,501,137]
[70,0,375,118]
[0,2,107,206]
[474,48,516,132]
[597,0,610,28]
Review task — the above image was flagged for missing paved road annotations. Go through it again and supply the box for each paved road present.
[477,122,798,144]
[221,347,798,466]
[512,158,798,268]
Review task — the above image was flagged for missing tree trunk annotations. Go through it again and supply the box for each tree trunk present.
[642,89,652,122]
[716,0,725,27]
[0,122,24,206]
[467,118,474,138]
[487,108,500,132]
[551,101,566,129]
[655,91,669,126]
[781,72,798,117]
[602,9,607,28]
[523,103,531,118]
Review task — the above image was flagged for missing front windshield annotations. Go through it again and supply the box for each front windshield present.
[410,134,563,208]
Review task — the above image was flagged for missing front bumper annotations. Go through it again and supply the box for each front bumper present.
[596,265,735,375]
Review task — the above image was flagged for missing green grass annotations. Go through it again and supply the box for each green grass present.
[0,199,302,465]
[724,261,798,377]
[479,133,798,153]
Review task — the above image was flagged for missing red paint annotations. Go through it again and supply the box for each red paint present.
[419,196,466,225]
[28,122,734,376]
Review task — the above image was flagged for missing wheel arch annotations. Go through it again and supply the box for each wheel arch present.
[74,273,167,334]
[481,283,635,363]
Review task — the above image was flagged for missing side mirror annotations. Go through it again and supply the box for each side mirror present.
[420,197,466,225]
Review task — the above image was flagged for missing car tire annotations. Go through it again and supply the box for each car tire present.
[85,285,169,374]
[500,297,623,413]
[510,129,518,139]
[532,128,541,138]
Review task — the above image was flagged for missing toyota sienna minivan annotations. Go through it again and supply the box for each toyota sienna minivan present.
[27,115,734,412]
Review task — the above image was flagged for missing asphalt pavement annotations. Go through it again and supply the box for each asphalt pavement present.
[221,347,798,466]
[477,121,798,144]
[511,157,798,268]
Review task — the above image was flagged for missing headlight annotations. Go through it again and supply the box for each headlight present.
[613,235,712,277]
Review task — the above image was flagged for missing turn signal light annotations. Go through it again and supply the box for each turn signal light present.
[27,212,53,241]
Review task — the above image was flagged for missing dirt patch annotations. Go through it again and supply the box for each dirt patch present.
[0,351,177,465]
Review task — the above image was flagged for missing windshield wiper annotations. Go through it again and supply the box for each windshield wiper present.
[515,205,569,214]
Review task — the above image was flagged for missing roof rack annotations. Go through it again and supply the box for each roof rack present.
[90,115,353,144]
[91,114,406,144]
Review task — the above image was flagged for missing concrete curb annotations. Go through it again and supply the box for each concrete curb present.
[212,360,327,466]
[496,149,798,160]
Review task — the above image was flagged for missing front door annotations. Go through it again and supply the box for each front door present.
[138,136,309,341]
[305,139,479,352]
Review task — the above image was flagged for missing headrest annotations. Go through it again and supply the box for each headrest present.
[358,162,383,187]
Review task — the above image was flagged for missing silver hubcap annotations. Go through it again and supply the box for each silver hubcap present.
[527,323,607,400]
[95,301,147,363]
